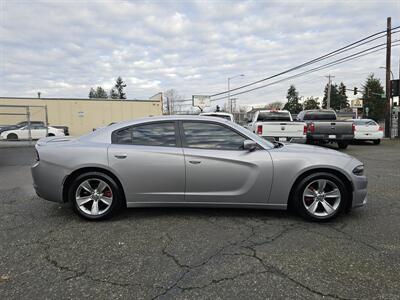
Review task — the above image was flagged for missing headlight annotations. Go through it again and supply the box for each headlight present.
[352,165,364,176]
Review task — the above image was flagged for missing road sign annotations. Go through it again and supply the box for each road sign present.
[351,99,363,108]
[192,95,211,109]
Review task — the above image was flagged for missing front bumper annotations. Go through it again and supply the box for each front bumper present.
[351,174,368,208]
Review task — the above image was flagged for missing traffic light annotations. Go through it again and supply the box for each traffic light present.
[353,87,358,95]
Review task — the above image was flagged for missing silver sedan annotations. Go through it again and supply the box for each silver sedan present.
[31,116,367,221]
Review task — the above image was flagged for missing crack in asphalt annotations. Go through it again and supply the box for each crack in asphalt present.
[152,223,355,300]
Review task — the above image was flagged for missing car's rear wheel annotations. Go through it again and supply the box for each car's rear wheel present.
[337,141,348,149]
[292,172,348,221]
[373,139,381,145]
[7,133,18,140]
[47,133,55,137]
[68,172,123,220]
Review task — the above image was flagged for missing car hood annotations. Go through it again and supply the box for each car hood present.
[274,142,353,159]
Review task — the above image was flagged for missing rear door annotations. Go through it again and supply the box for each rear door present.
[108,121,185,204]
[180,121,273,204]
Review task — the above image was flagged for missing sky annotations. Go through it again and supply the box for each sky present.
[1,0,399,111]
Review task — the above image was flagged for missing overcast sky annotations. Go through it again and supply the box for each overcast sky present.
[1,0,399,109]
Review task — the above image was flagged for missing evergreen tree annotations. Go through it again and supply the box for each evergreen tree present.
[283,85,303,114]
[303,96,320,110]
[362,74,385,121]
[95,86,108,99]
[322,84,341,110]
[338,82,349,109]
[109,88,119,99]
[114,76,127,99]
[88,88,96,98]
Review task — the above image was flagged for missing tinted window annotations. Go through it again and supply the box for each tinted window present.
[303,111,336,120]
[115,122,176,147]
[257,111,291,121]
[183,122,246,150]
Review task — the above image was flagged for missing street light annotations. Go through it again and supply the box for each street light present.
[379,66,394,80]
[228,74,244,113]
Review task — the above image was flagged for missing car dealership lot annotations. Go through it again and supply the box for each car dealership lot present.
[1,141,399,299]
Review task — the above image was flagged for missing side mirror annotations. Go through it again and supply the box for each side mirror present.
[243,140,257,152]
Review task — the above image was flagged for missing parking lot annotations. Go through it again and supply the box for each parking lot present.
[0,141,399,299]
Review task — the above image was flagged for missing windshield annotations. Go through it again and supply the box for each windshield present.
[304,111,336,120]
[257,111,291,121]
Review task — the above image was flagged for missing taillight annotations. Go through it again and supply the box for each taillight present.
[352,123,355,133]
[303,125,307,135]
[257,125,263,135]
[307,123,315,133]
[379,126,383,131]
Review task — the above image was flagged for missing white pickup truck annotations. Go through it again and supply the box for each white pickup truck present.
[247,110,306,143]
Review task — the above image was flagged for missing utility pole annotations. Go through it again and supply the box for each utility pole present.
[325,75,334,109]
[385,17,391,138]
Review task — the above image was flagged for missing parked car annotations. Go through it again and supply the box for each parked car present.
[296,109,354,149]
[0,121,45,134]
[347,119,383,144]
[199,112,234,122]
[32,116,367,222]
[52,126,69,136]
[0,124,65,140]
[247,110,306,143]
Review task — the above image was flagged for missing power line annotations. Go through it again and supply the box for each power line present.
[209,26,400,97]
[210,40,400,101]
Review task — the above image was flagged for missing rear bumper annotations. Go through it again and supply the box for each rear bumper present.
[31,160,65,203]
[307,134,354,141]
[263,136,306,143]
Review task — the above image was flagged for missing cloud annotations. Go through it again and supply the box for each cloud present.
[0,0,399,109]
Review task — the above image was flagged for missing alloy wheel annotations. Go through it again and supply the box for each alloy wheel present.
[75,179,113,215]
[302,179,341,218]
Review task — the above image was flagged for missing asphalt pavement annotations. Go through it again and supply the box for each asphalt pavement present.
[0,141,399,299]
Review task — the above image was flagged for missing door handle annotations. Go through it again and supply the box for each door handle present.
[114,154,127,159]
[189,160,201,164]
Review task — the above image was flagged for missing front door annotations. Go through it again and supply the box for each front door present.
[108,121,185,204]
[180,121,273,204]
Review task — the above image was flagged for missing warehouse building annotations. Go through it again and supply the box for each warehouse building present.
[0,95,162,136]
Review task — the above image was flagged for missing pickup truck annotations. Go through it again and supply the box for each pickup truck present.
[247,110,307,143]
[296,109,354,149]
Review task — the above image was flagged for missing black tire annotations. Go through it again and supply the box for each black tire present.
[68,172,124,220]
[337,141,348,149]
[7,133,18,140]
[373,139,381,145]
[291,172,349,222]
[47,133,55,137]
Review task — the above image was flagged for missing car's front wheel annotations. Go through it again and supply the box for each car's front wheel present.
[68,172,123,220]
[292,172,348,221]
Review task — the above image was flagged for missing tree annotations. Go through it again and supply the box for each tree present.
[303,96,320,110]
[338,82,349,109]
[164,89,184,114]
[322,83,341,110]
[283,85,303,114]
[265,101,284,110]
[95,86,108,99]
[109,88,119,99]
[88,88,96,98]
[362,73,385,121]
[114,76,127,99]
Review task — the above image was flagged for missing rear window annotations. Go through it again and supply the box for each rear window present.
[303,111,336,120]
[257,111,291,121]
[203,114,232,121]
[353,120,377,126]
